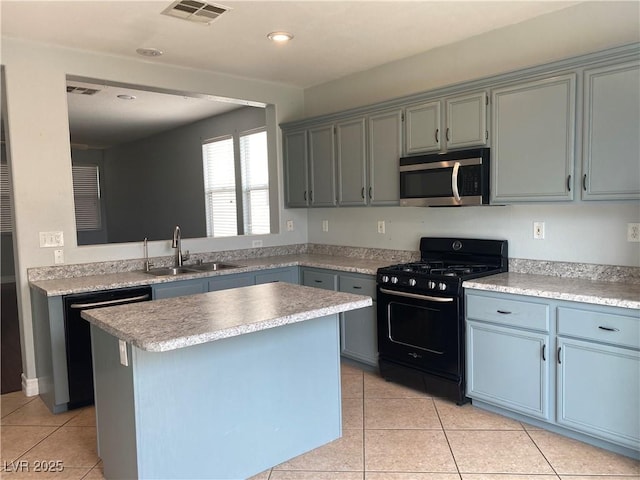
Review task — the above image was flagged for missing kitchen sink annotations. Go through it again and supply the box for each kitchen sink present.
[145,267,199,276]
[184,262,242,272]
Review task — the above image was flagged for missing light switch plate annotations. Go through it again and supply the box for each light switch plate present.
[39,231,64,248]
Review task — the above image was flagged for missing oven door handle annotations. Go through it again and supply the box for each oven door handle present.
[379,288,454,303]
[451,161,461,203]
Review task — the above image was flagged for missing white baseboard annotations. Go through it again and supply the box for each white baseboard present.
[21,374,39,396]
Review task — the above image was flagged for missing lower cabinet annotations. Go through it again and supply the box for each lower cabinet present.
[152,279,207,299]
[466,289,640,456]
[467,321,549,420]
[207,273,254,292]
[255,267,299,285]
[301,267,378,366]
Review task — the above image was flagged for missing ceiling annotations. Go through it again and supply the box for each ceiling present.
[1,1,579,148]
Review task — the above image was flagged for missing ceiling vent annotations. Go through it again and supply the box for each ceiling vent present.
[161,0,229,25]
[67,86,100,95]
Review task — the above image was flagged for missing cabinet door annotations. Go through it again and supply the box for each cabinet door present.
[255,267,298,285]
[283,130,309,207]
[467,321,550,420]
[301,269,337,291]
[208,273,254,292]
[582,61,640,200]
[152,279,207,299]
[336,117,367,206]
[405,101,441,154]
[368,108,403,206]
[557,337,640,449]
[446,91,488,150]
[491,74,576,202]
[341,304,378,366]
[308,124,337,207]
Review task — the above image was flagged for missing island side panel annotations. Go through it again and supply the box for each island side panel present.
[132,314,342,480]
[90,325,139,479]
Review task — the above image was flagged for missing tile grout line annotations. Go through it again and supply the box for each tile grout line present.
[522,425,562,479]
[433,397,464,480]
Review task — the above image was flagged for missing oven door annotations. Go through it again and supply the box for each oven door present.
[377,287,463,379]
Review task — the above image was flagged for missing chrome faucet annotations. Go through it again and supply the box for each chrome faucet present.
[171,225,189,267]
[143,237,154,272]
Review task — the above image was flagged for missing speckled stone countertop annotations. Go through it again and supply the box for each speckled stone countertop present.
[29,254,390,297]
[464,273,640,309]
[81,282,372,352]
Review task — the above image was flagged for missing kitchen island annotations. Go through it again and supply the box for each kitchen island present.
[81,282,372,480]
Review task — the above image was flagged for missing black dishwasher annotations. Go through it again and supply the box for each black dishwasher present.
[63,286,151,409]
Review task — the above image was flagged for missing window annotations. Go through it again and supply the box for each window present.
[0,163,12,233]
[72,164,102,231]
[202,136,238,237]
[240,130,270,235]
[202,129,270,237]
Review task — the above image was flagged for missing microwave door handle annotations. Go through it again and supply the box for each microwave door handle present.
[451,161,461,202]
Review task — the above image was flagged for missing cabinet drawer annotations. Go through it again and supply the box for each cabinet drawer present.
[466,293,550,332]
[302,270,337,291]
[339,275,376,300]
[558,307,640,349]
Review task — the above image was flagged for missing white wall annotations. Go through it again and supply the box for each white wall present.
[304,1,640,267]
[1,38,307,383]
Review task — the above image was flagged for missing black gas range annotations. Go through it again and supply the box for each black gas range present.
[376,237,508,404]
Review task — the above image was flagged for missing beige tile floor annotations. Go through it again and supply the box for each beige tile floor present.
[2,362,639,480]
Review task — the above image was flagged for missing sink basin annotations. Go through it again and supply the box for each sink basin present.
[185,262,242,272]
[145,267,198,276]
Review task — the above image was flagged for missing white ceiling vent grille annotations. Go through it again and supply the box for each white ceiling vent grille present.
[67,86,100,95]
[161,0,229,25]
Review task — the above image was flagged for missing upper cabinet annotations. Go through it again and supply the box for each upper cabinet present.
[308,123,337,207]
[581,61,640,200]
[336,117,367,206]
[491,74,576,203]
[367,108,404,205]
[405,91,488,154]
[283,129,309,207]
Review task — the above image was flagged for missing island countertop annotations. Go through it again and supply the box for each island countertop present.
[463,272,640,309]
[81,281,372,352]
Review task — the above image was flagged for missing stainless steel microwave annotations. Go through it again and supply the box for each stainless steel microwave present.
[399,148,490,206]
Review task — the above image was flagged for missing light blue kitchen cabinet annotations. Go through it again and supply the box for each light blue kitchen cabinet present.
[152,278,207,299]
[255,267,299,285]
[207,272,255,292]
[336,116,368,206]
[308,123,337,207]
[339,274,378,366]
[368,108,403,206]
[283,129,309,207]
[556,304,640,450]
[405,91,487,154]
[491,74,576,202]
[301,267,338,291]
[582,60,640,200]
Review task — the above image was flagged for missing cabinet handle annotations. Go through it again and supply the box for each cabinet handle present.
[542,344,546,361]
[446,128,450,142]
[368,187,372,199]
[314,279,323,284]
[583,174,587,191]
[598,326,620,332]
[304,191,307,201]
[435,128,439,143]
[361,187,365,199]
[497,310,512,315]
[310,191,313,202]
[566,174,571,192]
[352,286,362,290]
[557,347,562,364]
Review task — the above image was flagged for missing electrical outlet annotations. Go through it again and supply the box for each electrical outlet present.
[54,249,64,264]
[377,220,385,234]
[628,223,640,242]
[286,220,294,231]
[119,340,129,367]
[533,222,545,240]
[322,220,329,232]
[252,239,263,248]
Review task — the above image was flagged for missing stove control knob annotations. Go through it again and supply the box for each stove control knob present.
[381,275,389,283]
[427,281,436,290]
[438,282,447,291]
[408,278,417,287]
[391,276,398,284]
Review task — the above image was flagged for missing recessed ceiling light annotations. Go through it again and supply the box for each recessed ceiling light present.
[136,47,164,57]
[267,31,293,43]
[117,95,136,100]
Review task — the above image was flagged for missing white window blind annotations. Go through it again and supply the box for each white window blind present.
[72,165,102,231]
[240,130,270,235]
[0,163,12,233]
[202,136,238,237]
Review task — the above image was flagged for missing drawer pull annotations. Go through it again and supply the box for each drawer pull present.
[598,326,620,332]
[497,310,512,315]
[314,279,323,283]
[352,286,362,290]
